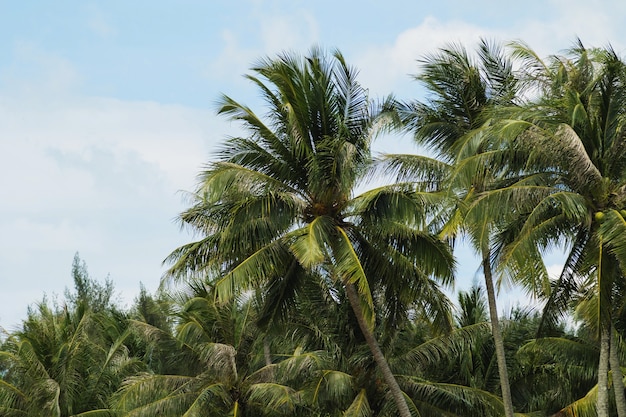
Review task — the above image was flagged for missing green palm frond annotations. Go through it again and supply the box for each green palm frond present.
[537,228,589,335]
[518,337,598,381]
[599,209,626,270]
[309,369,354,407]
[556,384,598,417]
[246,382,301,413]
[113,373,208,414]
[333,228,375,330]
[343,389,372,417]
[72,410,118,417]
[402,322,491,370]
[289,217,335,268]
[371,153,451,186]
[214,240,292,302]
[402,377,506,417]
[255,259,309,329]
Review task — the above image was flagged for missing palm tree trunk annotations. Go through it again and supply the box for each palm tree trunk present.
[610,324,626,417]
[598,321,611,417]
[482,252,515,417]
[345,282,412,417]
[262,335,276,380]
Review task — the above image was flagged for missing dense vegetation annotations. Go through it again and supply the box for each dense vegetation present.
[2,39,626,416]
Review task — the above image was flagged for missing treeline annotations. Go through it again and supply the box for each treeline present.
[0,254,590,416]
[3,38,626,416]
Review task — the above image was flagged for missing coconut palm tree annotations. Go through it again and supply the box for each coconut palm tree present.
[394,39,531,417]
[287,277,510,416]
[0,300,142,417]
[115,290,316,416]
[163,47,455,417]
[514,312,604,416]
[488,40,626,417]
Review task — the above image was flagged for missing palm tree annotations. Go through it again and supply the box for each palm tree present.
[514,311,606,416]
[396,297,508,417]
[0,299,142,417]
[164,47,455,417]
[115,291,315,416]
[451,285,499,391]
[489,40,626,417]
[395,39,529,417]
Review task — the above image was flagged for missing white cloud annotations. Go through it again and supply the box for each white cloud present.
[355,4,626,100]
[208,29,259,85]
[0,95,218,202]
[0,41,82,95]
[208,8,319,88]
[546,263,565,279]
[0,87,227,329]
[543,0,626,48]
[355,17,499,98]
[85,4,117,39]
[258,9,319,54]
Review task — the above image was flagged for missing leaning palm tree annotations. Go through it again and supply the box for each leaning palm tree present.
[395,39,529,417]
[164,47,455,417]
[488,40,626,417]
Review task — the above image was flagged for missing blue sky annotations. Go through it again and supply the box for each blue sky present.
[0,0,624,329]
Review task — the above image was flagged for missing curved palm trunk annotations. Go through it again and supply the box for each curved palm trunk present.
[345,282,412,417]
[610,324,626,417]
[598,321,611,417]
[482,252,515,417]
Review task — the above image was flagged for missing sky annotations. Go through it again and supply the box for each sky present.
[1,0,624,330]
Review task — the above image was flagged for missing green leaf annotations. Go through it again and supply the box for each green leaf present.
[333,227,375,329]
[343,389,371,417]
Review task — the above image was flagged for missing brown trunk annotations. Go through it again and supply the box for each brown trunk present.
[598,321,611,417]
[482,252,515,417]
[344,282,412,417]
[611,324,626,417]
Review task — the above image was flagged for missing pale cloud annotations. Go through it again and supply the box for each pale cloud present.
[1,41,82,94]
[208,29,259,84]
[209,8,319,87]
[546,263,565,279]
[355,17,500,98]
[258,10,319,53]
[512,10,622,58]
[355,4,626,100]
[0,80,224,329]
[0,95,216,327]
[1,218,98,254]
[542,0,626,49]
[0,95,217,200]
[85,4,117,39]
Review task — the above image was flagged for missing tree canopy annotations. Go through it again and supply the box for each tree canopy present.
[4,39,626,417]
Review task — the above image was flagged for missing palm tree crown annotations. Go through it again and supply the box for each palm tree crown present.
[164,47,455,417]
[489,40,626,417]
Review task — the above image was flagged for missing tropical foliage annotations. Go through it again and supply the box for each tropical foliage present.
[3,39,626,417]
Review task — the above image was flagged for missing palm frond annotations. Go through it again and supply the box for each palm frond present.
[343,389,372,417]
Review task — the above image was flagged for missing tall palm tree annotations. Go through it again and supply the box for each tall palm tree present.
[489,40,626,417]
[395,39,529,417]
[164,47,455,417]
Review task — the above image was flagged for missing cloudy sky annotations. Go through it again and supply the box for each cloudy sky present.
[1,0,624,329]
